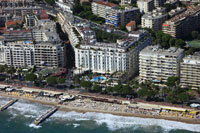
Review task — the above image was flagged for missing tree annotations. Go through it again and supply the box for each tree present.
[57,78,65,84]
[191,31,199,39]
[169,38,176,47]
[177,92,189,103]
[121,85,132,95]
[6,67,16,78]
[0,65,5,73]
[175,39,185,48]
[92,84,101,92]
[105,86,113,93]
[25,73,37,82]
[80,80,92,89]
[46,76,57,85]
[165,76,179,87]
[45,0,55,5]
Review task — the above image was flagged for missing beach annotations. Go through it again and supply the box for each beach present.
[0,90,200,125]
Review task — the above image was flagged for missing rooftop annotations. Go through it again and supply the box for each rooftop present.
[141,45,184,56]
[166,5,200,23]
[126,21,136,27]
[94,1,117,7]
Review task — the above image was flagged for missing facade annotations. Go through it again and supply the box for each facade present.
[137,0,154,13]
[105,7,140,26]
[34,43,64,68]
[142,8,168,31]
[120,0,134,5]
[25,15,38,28]
[139,45,184,83]
[92,1,118,18]
[55,1,73,13]
[92,1,140,26]
[73,23,152,76]
[162,5,200,38]
[3,41,35,67]
[180,53,200,89]
[0,41,64,68]
[154,0,165,7]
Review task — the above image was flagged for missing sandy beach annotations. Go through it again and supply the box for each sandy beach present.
[0,92,200,125]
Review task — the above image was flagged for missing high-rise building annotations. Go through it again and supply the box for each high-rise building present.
[142,8,168,31]
[92,1,140,26]
[154,0,165,7]
[180,52,200,89]
[139,45,184,83]
[73,24,152,77]
[162,5,200,38]
[137,0,154,13]
[121,0,134,5]
[92,1,118,18]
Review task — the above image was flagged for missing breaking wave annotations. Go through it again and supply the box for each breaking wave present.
[1,96,200,132]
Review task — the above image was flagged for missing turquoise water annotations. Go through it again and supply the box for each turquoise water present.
[0,96,200,133]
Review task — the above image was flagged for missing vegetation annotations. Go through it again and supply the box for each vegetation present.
[80,80,92,89]
[45,0,55,5]
[46,76,57,85]
[93,28,123,43]
[73,1,105,24]
[25,73,37,82]
[163,3,176,12]
[149,30,186,48]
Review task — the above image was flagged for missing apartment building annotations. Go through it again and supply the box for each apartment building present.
[137,0,154,13]
[180,53,200,89]
[0,40,64,68]
[106,7,140,26]
[162,5,200,38]
[142,8,168,31]
[25,15,38,28]
[3,41,35,67]
[92,1,118,18]
[92,1,140,26]
[34,42,64,68]
[139,45,184,83]
[154,0,165,7]
[120,0,134,5]
[74,23,152,77]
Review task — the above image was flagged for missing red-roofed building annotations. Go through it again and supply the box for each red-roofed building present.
[80,0,91,5]
[40,10,49,20]
[5,20,22,29]
[126,21,136,32]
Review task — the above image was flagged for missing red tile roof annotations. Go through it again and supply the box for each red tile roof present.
[95,1,117,7]
[126,21,136,27]
[40,10,49,19]
[6,20,21,27]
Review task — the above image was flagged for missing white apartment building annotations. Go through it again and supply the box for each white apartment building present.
[34,42,64,68]
[74,24,152,76]
[180,53,200,89]
[92,1,118,18]
[120,0,134,5]
[137,0,154,13]
[141,8,168,31]
[55,1,73,13]
[0,41,64,68]
[139,45,184,83]
[0,41,35,67]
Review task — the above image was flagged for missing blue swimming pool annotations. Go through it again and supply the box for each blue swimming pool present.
[90,76,106,82]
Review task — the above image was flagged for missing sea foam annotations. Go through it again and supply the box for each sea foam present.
[1,96,200,132]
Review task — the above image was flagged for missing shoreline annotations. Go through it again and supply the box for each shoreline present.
[0,93,200,125]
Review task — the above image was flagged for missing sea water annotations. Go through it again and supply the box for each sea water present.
[0,96,200,133]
